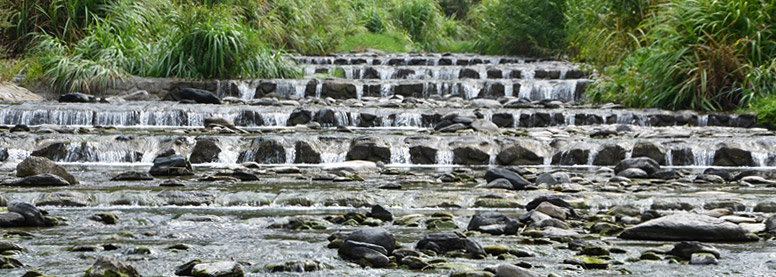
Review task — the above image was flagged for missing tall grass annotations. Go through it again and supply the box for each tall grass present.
[469,0,567,57]
[591,0,776,111]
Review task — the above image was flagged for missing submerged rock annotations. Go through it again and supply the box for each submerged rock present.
[9,174,71,186]
[619,213,757,242]
[111,171,154,181]
[668,241,720,260]
[85,256,140,277]
[16,156,79,185]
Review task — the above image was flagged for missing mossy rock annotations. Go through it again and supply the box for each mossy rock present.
[483,245,509,256]
[425,263,475,272]
[450,270,495,277]
[578,245,610,256]
[473,198,522,208]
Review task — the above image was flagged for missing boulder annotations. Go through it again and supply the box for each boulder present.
[619,213,757,242]
[8,201,50,227]
[192,261,244,277]
[467,213,520,235]
[111,171,154,181]
[59,93,96,103]
[338,240,389,268]
[491,264,541,277]
[617,168,648,178]
[631,141,666,165]
[36,191,90,207]
[484,168,530,190]
[287,108,313,126]
[366,205,393,222]
[9,174,70,186]
[471,119,499,132]
[149,155,194,176]
[497,143,543,166]
[85,256,140,277]
[0,212,25,227]
[158,191,215,206]
[667,241,720,260]
[592,144,625,166]
[452,139,492,165]
[166,88,221,104]
[30,142,69,161]
[479,178,514,190]
[409,145,437,164]
[16,156,79,185]
[189,137,221,164]
[713,145,754,167]
[294,141,321,164]
[416,233,485,258]
[239,139,286,164]
[321,80,357,99]
[345,137,391,163]
[346,228,396,254]
[535,172,570,186]
[614,157,660,175]
[0,148,7,162]
[553,147,589,165]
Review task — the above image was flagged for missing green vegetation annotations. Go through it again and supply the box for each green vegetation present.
[1,0,775,124]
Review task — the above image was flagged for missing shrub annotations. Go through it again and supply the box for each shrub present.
[593,0,776,111]
[468,0,567,57]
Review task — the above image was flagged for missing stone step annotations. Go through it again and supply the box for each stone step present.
[2,129,773,167]
[0,102,761,129]
[294,54,542,66]
[301,63,587,80]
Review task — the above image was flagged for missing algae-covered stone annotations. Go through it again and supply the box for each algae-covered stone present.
[84,256,140,277]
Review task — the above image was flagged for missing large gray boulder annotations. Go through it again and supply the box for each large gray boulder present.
[166,88,221,104]
[497,143,543,165]
[614,157,660,175]
[7,201,51,227]
[346,137,391,163]
[16,156,79,185]
[346,228,396,254]
[619,213,757,242]
[9,174,70,186]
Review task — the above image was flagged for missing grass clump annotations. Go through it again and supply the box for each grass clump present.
[337,32,412,53]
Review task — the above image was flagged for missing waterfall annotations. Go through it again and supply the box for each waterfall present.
[436,150,454,165]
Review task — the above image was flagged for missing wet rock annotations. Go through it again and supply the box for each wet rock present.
[703,200,746,212]
[149,155,194,176]
[631,141,665,165]
[0,148,7,162]
[347,228,395,254]
[695,174,726,183]
[192,261,244,277]
[690,253,718,265]
[650,170,682,180]
[491,113,514,127]
[59,93,96,103]
[239,139,286,164]
[175,259,201,276]
[294,141,321,164]
[619,213,757,242]
[0,212,25,227]
[671,148,695,166]
[189,137,221,164]
[497,143,543,165]
[535,202,567,220]
[9,174,70,186]
[592,144,626,166]
[525,195,574,213]
[467,213,520,235]
[766,215,776,233]
[166,88,221,104]
[553,147,589,165]
[322,80,357,99]
[754,202,776,213]
[479,178,514,190]
[30,142,69,161]
[484,168,530,190]
[160,179,186,187]
[0,240,24,253]
[416,233,485,258]
[266,260,327,273]
[490,263,541,277]
[650,200,695,211]
[472,119,499,132]
[346,136,391,163]
[439,123,469,133]
[0,256,23,269]
[366,205,393,221]
[84,256,140,277]
[713,145,754,167]
[400,256,427,269]
[410,145,437,164]
[616,168,648,178]
[287,108,313,126]
[614,157,660,175]
[89,212,119,225]
[16,156,79,185]
[36,191,89,207]
[668,241,720,260]
[158,191,215,206]
[8,201,50,227]
[338,240,390,268]
[111,171,153,181]
[452,139,491,165]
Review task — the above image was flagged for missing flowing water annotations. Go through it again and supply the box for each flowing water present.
[1,52,776,276]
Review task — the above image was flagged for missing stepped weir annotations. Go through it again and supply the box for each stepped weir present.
[1,52,776,276]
